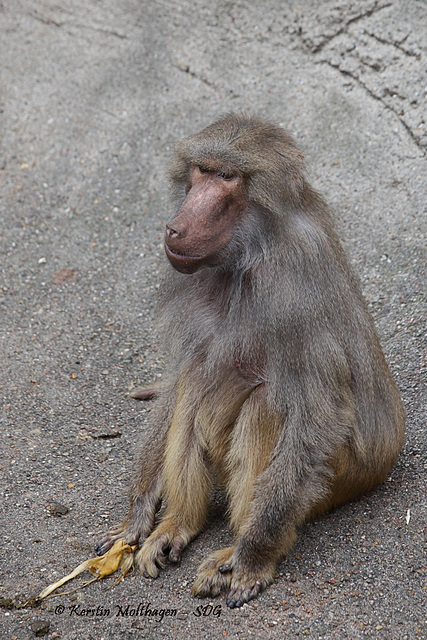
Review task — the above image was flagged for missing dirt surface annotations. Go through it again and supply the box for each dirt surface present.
[0,1,426,639]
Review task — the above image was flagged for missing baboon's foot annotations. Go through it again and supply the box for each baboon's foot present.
[192,547,234,598]
[194,546,275,608]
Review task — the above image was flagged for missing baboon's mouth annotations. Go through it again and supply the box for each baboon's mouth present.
[164,243,205,274]
[165,246,200,259]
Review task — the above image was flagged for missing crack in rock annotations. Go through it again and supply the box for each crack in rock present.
[294,1,426,153]
[321,60,425,153]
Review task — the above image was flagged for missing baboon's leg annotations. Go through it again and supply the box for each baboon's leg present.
[193,386,283,600]
[136,367,258,577]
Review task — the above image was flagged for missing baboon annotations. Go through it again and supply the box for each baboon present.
[97,113,405,607]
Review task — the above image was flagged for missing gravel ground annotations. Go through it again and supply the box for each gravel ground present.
[0,1,426,639]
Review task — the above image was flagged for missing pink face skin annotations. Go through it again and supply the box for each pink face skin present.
[164,165,248,274]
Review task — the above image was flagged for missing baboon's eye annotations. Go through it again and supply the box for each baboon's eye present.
[217,170,234,180]
[198,165,211,174]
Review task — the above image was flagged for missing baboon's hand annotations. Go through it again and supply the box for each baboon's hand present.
[136,517,193,578]
[95,525,138,556]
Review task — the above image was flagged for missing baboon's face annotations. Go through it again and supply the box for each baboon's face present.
[164,165,247,274]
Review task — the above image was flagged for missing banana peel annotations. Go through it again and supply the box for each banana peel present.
[37,540,137,600]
